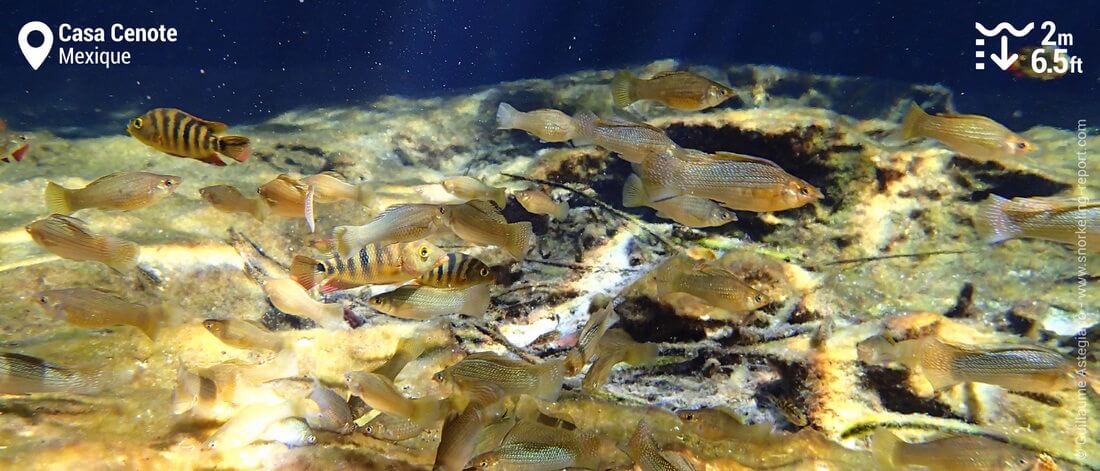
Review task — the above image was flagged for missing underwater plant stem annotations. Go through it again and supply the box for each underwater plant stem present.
[813,249,973,269]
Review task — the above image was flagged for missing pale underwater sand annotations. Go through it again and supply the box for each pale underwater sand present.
[0,59,1097,469]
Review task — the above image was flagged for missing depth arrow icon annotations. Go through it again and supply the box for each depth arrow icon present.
[989,36,1018,71]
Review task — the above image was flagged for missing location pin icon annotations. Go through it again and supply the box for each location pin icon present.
[18,21,53,70]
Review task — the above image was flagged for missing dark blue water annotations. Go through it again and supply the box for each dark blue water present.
[2,1,1097,136]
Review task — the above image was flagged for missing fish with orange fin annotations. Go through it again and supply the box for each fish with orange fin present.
[127,108,250,166]
[0,118,30,164]
[900,103,1036,162]
[289,240,444,293]
[612,70,733,111]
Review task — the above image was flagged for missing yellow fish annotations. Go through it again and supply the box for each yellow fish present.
[581,329,658,392]
[417,252,494,288]
[200,185,268,220]
[45,172,181,214]
[127,108,250,166]
[368,283,491,320]
[514,189,568,220]
[435,352,564,401]
[262,278,346,328]
[0,352,134,395]
[900,103,1036,161]
[977,194,1099,250]
[654,259,770,314]
[301,172,367,204]
[36,288,165,339]
[443,201,534,260]
[496,102,578,142]
[872,430,1037,471]
[201,319,284,352]
[344,371,446,428]
[290,240,444,293]
[623,173,736,227]
[334,204,447,259]
[572,112,678,163]
[442,176,507,207]
[25,214,140,272]
[627,420,697,471]
[612,70,733,111]
[257,174,310,218]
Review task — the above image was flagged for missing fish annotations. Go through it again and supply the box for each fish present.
[201,319,284,352]
[333,204,447,259]
[627,420,697,471]
[35,288,164,339]
[900,102,1036,161]
[301,172,367,204]
[200,185,268,220]
[513,189,568,220]
[496,102,578,142]
[871,429,1037,471]
[290,240,445,293]
[564,303,616,375]
[171,367,224,417]
[612,70,734,111]
[434,352,564,401]
[343,371,445,428]
[622,173,736,227]
[127,108,250,166]
[0,118,30,164]
[306,377,354,434]
[368,283,491,320]
[1009,46,1068,81]
[25,214,140,272]
[872,335,1078,393]
[581,329,657,392]
[304,184,316,233]
[653,260,770,313]
[257,174,310,218]
[571,112,679,163]
[441,176,507,207]
[416,252,494,288]
[636,148,822,212]
[372,336,431,380]
[0,352,133,395]
[363,413,429,441]
[443,201,534,260]
[44,172,182,214]
[468,421,606,471]
[260,417,317,447]
[435,402,507,471]
[205,401,299,450]
[977,194,1099,250]
[677,407,776,442]
[262,278,346,328]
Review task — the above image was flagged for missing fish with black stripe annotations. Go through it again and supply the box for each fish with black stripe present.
[290,240,444,293]
[127,108,251,166]
[416,252,494,288]
[0,352,135,395]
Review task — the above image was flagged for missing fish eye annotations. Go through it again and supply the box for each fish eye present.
[432,372,444,382]
[1016,141,1028,150]
[480,268,490,276]
[364,425,373,433]
[419,246,430,258]
[163,179,174,187]
[132,118,143,129]
[37,295,48,305]
[799,187,810,196]
[754,294,765,303]
[683,413,695,421]
[315,263,326,272]
[371,298,381,305]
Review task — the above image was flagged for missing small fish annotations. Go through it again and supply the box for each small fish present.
[290,240,445,293]
[1009,46,1068,81]
[36,288,164,339]
[441,176,507,207]
[677,407,776,442]
[172,367,223,417]
[572,112,678,163]
[373,336,431,380]
[765,393,809,428]
[262,278,346,328]
[261,417,317,447]
[0,352,132,395]
[514,189,568,220]
[205,401,299,450]
[363,413,429,441]
[564,303,616,375]
[257,174,310,218]
[0,118,30,164]
[581,329,657,392]
[202,319,284,352]
[127,108,250,166]
[417,252,494,289]
[443,201,534,260]
[872,429,1037,471]
[344,371,445,428]
[977,194,1099,251]
[44,172,181,214]
[304,183,316,233]
[496,102,578,142]
[435,402,507,471]
[900,103,1036,161]
[200,185,268,220]
[469,421,605,471]
[872,335,1078,393]
[637,148,822,212]
[307,377,354,434]
[654,261,770,313]
[25,214,140,272]
[301,172,366,204]
[434,352,564,401]
[368,283,491,320]
[627,420,697,471]
[334,204,447,259]
[623,173,736,227]
[612,70,734,111]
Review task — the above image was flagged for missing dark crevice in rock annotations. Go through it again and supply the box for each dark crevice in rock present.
[952,157,1071,200]
[861,365,962,419]
[617,296,712,343]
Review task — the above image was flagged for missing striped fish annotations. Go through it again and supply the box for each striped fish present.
[290,241,443,293]
[127,108,251,166]
[0,352,100,394]
[416,252,493,288]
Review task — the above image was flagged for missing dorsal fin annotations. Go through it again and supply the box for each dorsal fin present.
[649,70,689,80]
[88,172,127,185]
[594,119,665,134]
[51,214,93,235]
[710,151,783,168]
[934,112,996,122]
[192,116,229,133]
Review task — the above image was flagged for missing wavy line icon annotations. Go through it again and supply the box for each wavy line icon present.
[975,22,1034,37]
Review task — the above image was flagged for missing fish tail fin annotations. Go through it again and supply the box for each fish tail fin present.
[135,310,161,340]
[611,70,637,108]
[900,102,928,140]
[496,102,520,130]
[976,194,1021,244]
[570,111,596,146]
[355,185,374,207]
[919,365,958,391]
[535,359,566,401]
[411,397,445,428]
[621,174,648,208]
[581,354,616,392]
[103,239,140,273]
[503,222,534,260]
[290,255,324,290]
[251,198,270,221]
[333,226,357,259]
[217,136,251,162]
[871,429,900,468]
[492,188,508,208]
[44,182,75,214]
[459,283,492,317]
